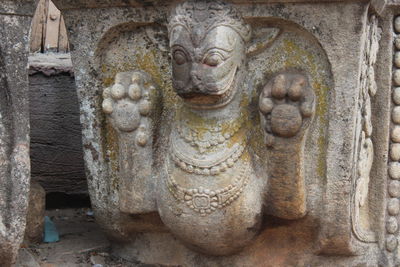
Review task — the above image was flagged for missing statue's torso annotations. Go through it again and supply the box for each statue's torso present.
[157,125,264,255]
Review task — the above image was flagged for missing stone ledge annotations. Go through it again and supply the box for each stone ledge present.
[28,53,74,76]
[52,0,369,10]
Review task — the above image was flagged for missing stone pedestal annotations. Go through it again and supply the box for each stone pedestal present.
[51,0,398,265]
[0,1,37,266]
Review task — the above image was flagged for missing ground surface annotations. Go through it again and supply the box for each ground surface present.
[15,209,142,267]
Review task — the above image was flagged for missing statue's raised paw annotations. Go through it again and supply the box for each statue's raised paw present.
[102,71,156,147]
[259,73,315,145]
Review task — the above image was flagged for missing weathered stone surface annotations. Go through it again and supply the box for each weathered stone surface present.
[371,0,387,14]
[24,182,45,244]
[388,198,400,216]
[394,87,400,105]
[51,0,395,265]
[389,180,400,198]
[14,249,40,267]
[393,106,400,123]
[0,0,38,15]
[389,162,400,178]
[392,126,400,142]
[386,216,398,234]
[0,0,37,266]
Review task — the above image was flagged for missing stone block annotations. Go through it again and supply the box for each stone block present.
[50,0,397,265]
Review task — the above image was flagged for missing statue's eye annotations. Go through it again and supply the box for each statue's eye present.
[204,53,224,67]
[173,51,187,65]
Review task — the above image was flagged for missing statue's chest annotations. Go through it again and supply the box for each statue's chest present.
[157,150,263,253]
[165,155,252,216]
[156,127,263,253]
[161,128,258,215]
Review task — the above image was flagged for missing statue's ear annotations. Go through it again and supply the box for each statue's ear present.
[246,26,281,57]
[145,24,169,52]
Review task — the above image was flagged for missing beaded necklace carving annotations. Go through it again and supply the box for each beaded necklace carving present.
[165,157,250,216]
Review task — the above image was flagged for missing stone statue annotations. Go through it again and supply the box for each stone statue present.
[103,0,315,255]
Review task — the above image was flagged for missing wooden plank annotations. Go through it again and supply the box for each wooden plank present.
[44,0,61,52]
[29,0,47,53]
[41,0,49,52]
[58,15,69,53]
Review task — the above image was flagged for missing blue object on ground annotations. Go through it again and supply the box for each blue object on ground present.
[43,216,60,243]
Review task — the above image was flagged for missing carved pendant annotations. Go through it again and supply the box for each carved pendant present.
[165,158,250,216]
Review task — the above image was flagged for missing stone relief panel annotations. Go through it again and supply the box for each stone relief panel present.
[246,19,331,227]
[102,71,160,214]
[94,33,169,241]
[352,15,381,244]
[95,0,332,257]
[50,0,396,263]
[259,71,315,219]
[95,23,169,234]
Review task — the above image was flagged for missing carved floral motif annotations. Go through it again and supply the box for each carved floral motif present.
[352,15,380,244]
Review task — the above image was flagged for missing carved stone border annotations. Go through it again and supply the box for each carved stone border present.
[352,15,379,244]
[387,15,400,253]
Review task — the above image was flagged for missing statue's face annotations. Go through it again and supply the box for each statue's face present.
[170,25,245,108]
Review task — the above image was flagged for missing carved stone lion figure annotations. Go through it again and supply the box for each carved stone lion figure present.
[102,0,315,255]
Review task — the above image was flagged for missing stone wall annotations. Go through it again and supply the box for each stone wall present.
[0,1,37,266]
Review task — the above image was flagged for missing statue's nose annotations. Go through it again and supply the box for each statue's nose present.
[190,70,200,80]
[190,70,202,87]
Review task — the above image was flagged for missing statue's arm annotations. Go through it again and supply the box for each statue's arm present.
[102,71,161,214]
[259,73,315,220]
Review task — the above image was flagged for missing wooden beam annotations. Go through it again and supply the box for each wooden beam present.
[29,0,46,53]
[44,0,61,52]
[58,15,69,53]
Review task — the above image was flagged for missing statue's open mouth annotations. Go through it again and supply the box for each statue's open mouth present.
[179,67,238,110]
